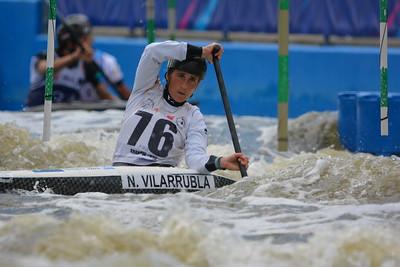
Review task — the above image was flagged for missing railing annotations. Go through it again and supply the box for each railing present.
[50,0,400,46]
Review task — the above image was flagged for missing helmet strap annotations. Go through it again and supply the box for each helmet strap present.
[163,83,185,107]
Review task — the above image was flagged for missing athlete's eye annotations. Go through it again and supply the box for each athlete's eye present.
[189,77,196,82]
[176,72,186,79]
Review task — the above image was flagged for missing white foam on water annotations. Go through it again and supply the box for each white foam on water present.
[1,110,400,266]
[0,110,123,135]
[0,200,399,267]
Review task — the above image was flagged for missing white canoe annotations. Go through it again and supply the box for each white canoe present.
[0,166,235,195]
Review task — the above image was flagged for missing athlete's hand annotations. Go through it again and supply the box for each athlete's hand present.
[220,153,249,171]
[202,42,224,63]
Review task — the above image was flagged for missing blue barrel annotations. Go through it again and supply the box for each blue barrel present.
[357,92,400,155]
[338,92,358,151]
[387,93,400,154]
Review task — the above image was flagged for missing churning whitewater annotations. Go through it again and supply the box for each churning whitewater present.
[0,110,399,267]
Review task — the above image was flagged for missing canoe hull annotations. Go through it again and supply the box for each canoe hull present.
[0,166,235,195]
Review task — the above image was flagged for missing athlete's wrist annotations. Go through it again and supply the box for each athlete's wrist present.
[186,44,202,59]
[215,156,226,170]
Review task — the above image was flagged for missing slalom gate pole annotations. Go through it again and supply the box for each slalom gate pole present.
[380,0,388,136]
[42,0,56,142]
[146,0,155,43]
[168,0,176,40]
[212,49,248,178]
[277,0,289,151]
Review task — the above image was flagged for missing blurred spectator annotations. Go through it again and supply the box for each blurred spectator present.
[26,14,131,107]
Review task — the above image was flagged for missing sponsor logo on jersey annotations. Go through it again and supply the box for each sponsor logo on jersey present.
[130,149,157,160]
[166,114,175,121]
[121,173,216,189]
[142,99,155,109]
[176,117,185,128]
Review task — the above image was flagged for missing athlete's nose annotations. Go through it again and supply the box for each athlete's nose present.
[181,79,192,91]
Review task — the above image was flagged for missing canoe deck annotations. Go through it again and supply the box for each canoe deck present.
[0,166,235,195]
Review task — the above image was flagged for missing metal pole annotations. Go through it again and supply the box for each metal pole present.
[146,0,155,43]
[42,0,56,142]
[168,0,176,40]
[380,0,388,136]
[278,0,289,150]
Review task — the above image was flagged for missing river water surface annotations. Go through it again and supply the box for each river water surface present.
[0,110,399,267]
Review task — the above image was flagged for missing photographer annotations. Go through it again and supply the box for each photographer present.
[26,14,130,107]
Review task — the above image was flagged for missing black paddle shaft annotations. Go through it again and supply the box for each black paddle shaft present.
[212,49,248,178]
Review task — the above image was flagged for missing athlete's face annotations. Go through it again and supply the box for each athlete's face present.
[168,70,201,103]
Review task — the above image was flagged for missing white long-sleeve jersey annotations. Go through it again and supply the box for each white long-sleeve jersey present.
[112,41,217,173]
